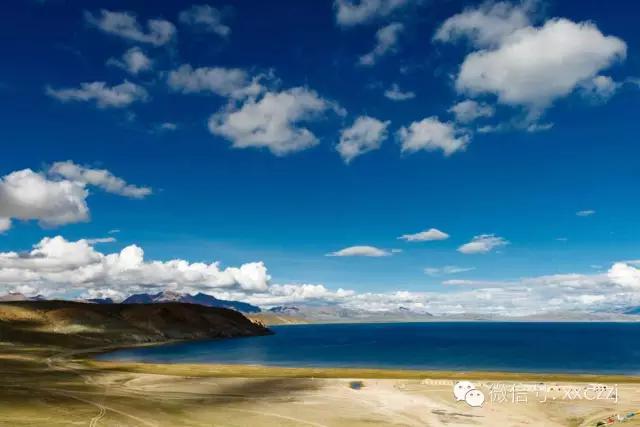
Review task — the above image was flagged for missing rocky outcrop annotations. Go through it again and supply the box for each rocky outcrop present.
[0,300,271,348]
[122,291,262,313]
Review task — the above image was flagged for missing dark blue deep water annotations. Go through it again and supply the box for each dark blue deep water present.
[98,322,640,374]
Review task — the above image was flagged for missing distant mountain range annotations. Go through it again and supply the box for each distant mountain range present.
[3,291,640,321]
[120,291,262,313]
[268,306,301,315]
[268,304,434,323]
[0,291,261,313]
[0,293,45,302]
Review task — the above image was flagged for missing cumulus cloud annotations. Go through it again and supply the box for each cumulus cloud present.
[576,209,595,217]
[179,4,230,37]
[0,163,150,232]
[580,75,621,101]
[458,234,508,254]
[449,100,495,123]
[167,64,264,99]
[397,117,470,156]
[326,246,391,257]
[454,18,626,111]
[359,22,404,66]
[244,284,355,306]
[84,9,176,46]
[384,83,415,101]
[399,228,449,242]
[337,116,390,163]
[334,0,410,27]
[49,161,152,199]
[608,262,640,289]
[46,80,148,108]
[434,0,534,48]
[0,236,271,298]
[107,47,153,75]
[209,87,343,156]
[0,169,89,230]
[424,266,475,276]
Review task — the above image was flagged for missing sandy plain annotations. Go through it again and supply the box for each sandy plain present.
[0,342,638,427]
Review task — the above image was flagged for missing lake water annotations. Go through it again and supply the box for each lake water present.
[98,322,640,374]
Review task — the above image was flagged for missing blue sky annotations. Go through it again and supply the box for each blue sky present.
[1,0,640,312]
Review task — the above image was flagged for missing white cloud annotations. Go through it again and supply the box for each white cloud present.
[359,22,404,66]
[425,266,475,276]
[209,87,343,156]
[0,236,271,297]
[326,246,391,257]
[458,234,509,254]
[526,122,554,132]
[245,284,355,306]
[167,64,265,100]
[399,228,449,242]
[454,18,627,111]
[576,209,595,217]
[334,0,410,27]
[84,9,176,46]
[0,169,89,230]
[580,75,621,101]
[49,161,152,199]
[397,117,470,156]
[0,218,11,233]
[179,4,230,37]
[46,80,148,108]
[608,262,640,289]
[337,116,390,163]
[434,0,534,48]
[107,47,153,75]
[158,122,178,131]
[449,100,495,123]
[0,163,150,232]
[384,83,415,101]
[85,237,117,244]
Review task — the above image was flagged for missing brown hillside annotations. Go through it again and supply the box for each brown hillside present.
[0,300,271,348]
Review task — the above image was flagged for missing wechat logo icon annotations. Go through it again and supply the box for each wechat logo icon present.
[453,381,485,407]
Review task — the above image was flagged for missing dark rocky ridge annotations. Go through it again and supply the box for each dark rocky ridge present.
[0,300,271,349]
[121,291,262,313]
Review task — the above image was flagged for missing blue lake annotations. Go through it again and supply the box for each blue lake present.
[98,322,640,374]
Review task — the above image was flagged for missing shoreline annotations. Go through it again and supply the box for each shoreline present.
[85,357,640,383]
[88,361,640,382]
[256,318,640,325]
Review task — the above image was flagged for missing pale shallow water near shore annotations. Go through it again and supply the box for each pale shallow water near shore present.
[98,322,640,375]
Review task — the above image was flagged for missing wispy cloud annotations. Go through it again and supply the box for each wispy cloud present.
[399,228,449,242]
[326,245,391,257]
[425,266,475,276]
[458,234,509,254]
[46,81,148,109]
[84,9,176,46]
[384,83,415,101]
